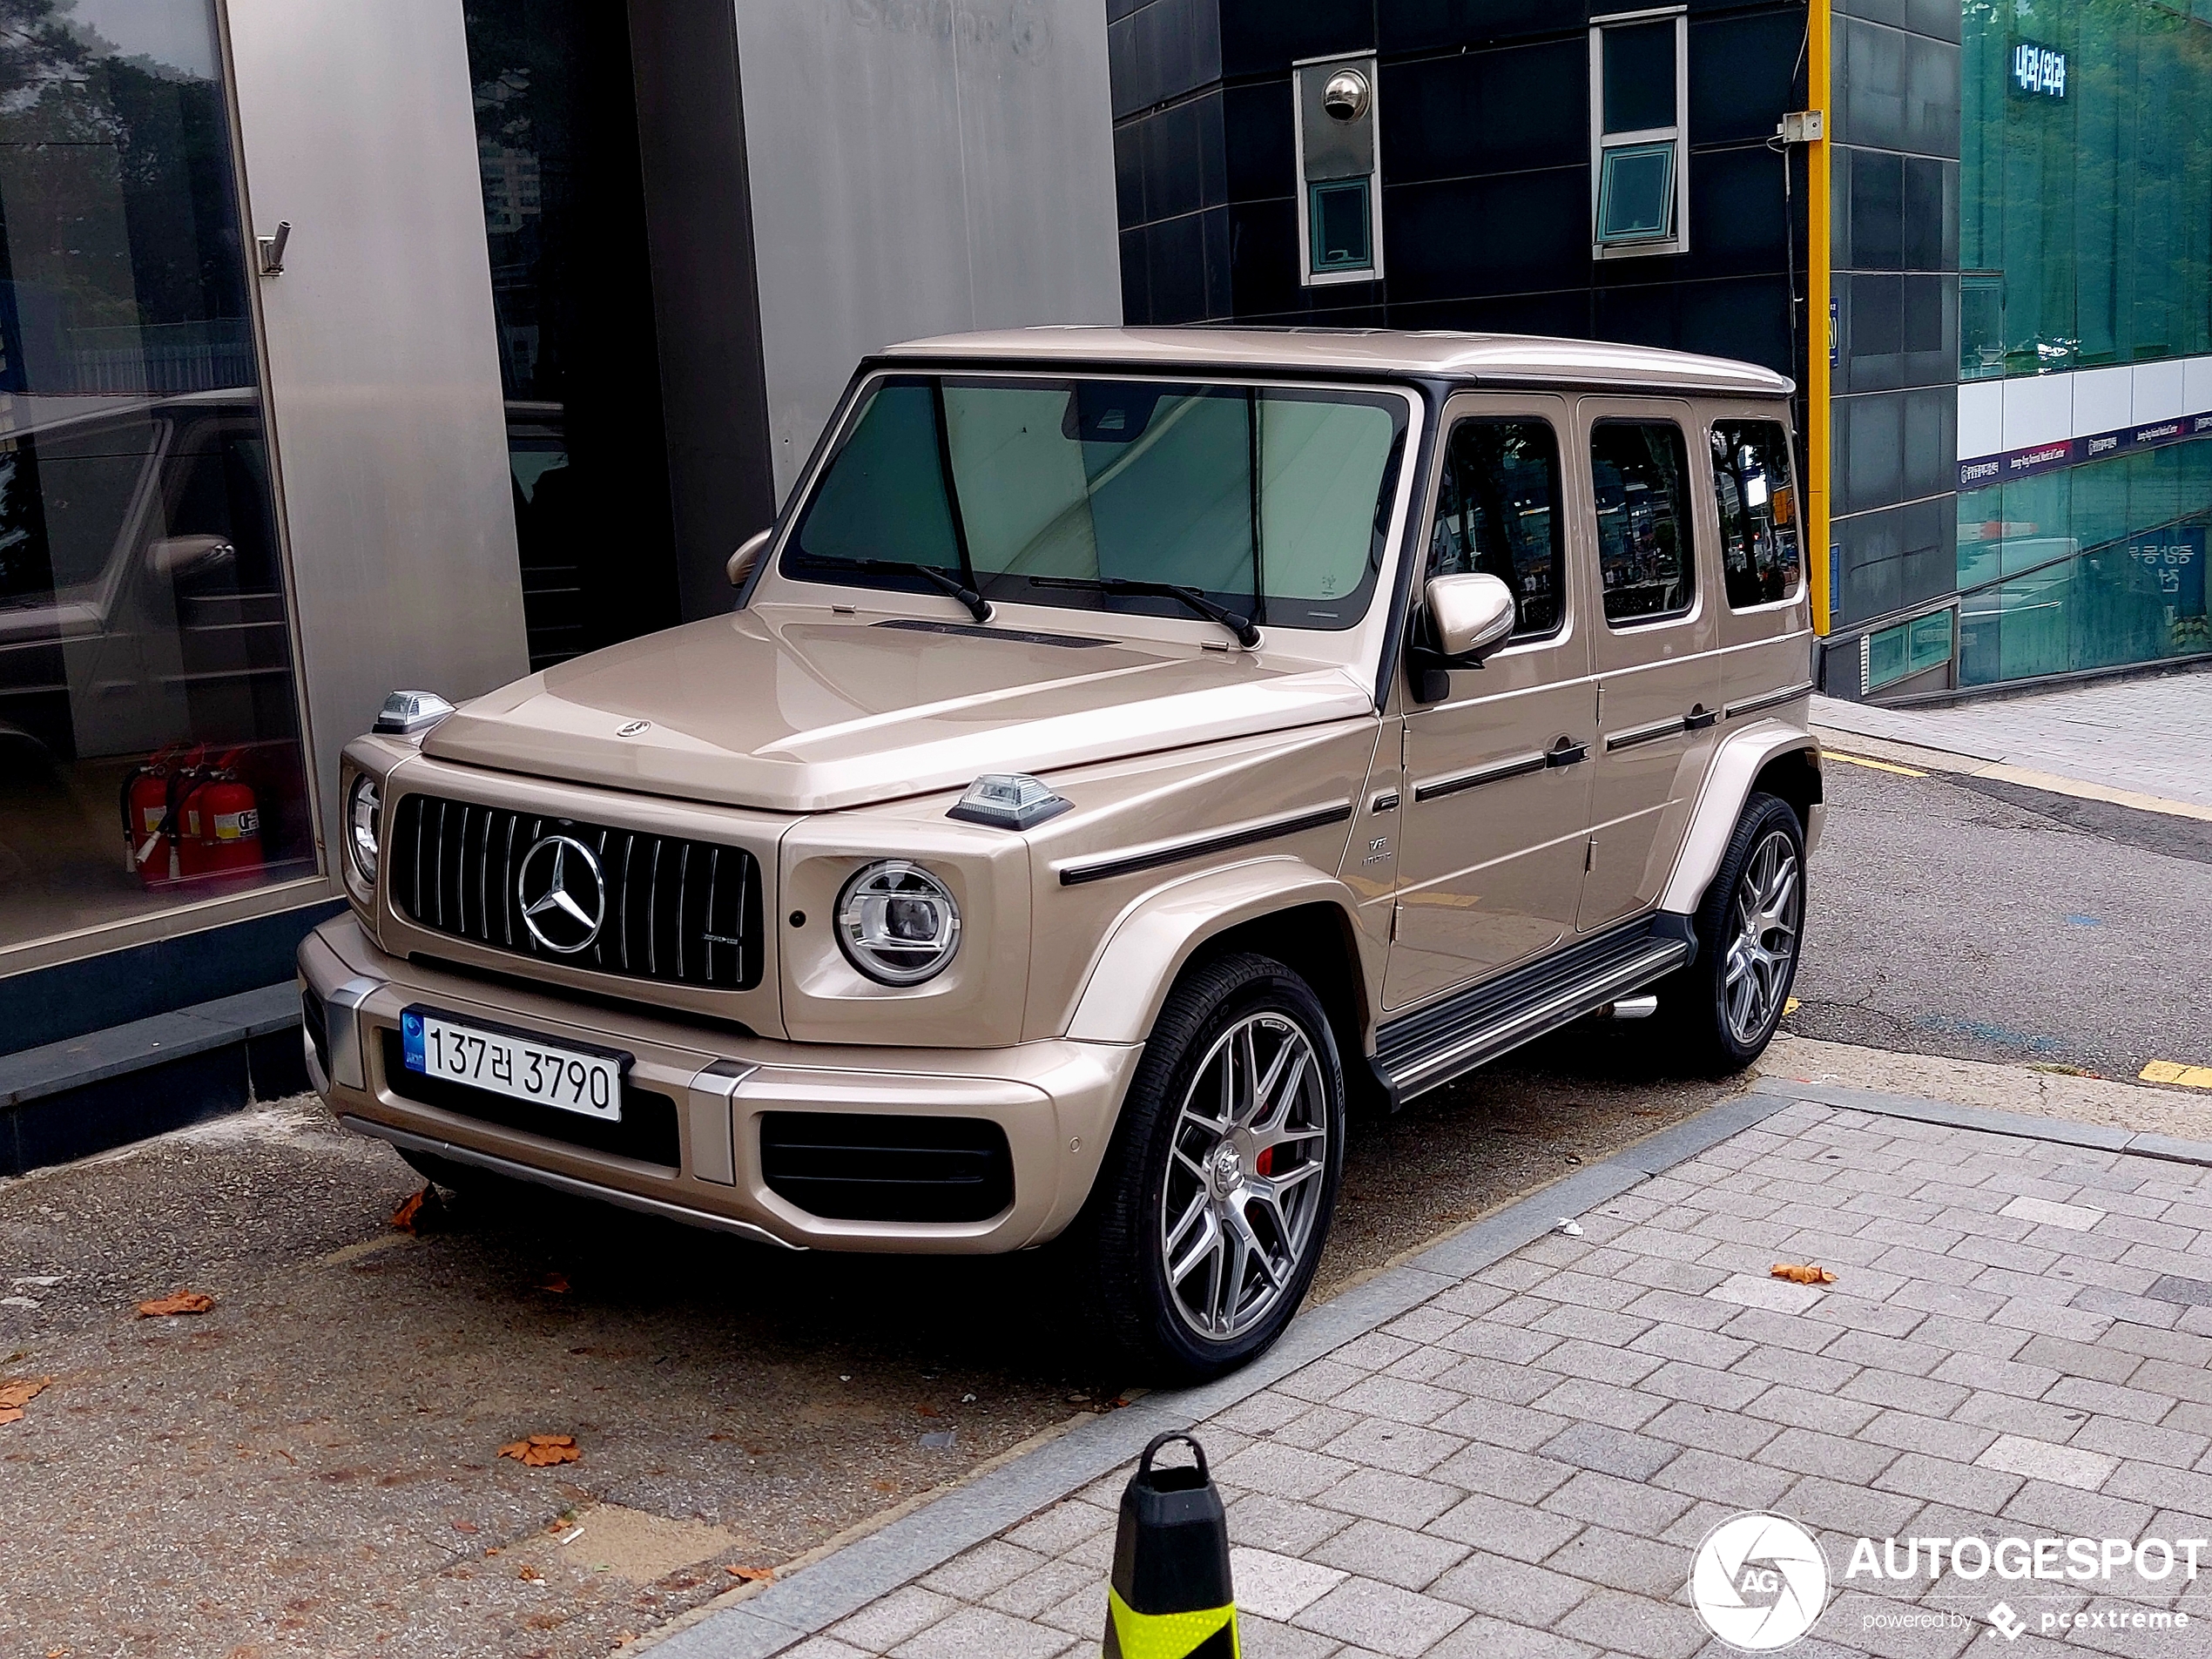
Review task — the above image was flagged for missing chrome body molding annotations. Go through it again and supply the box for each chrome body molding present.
[339,1115,802,1251]
[1604,716,1689,752]
[1724,682,1815,721]
[1055,802,1355,887]
[1412,751,1546,804]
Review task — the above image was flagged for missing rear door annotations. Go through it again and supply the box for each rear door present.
[1386,394,1595,1011]
[1575,397,1723,932]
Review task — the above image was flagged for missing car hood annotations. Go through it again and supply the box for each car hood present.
[421,608,1377,813]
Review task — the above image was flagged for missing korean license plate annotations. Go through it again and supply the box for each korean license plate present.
[400,1007,625,1122]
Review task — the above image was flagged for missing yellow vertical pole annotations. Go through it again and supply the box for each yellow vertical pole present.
[1807,0,1834,636]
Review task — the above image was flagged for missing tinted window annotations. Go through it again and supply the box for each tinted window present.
[789,376,1406,631]
[1591,421,1694,624]
[1428,419,1563,640]
[1710,421,1802,609]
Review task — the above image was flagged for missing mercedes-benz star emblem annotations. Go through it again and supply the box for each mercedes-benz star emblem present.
[516,834,606,954]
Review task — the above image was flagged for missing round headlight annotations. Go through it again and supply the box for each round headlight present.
[347,772,381,885]
[835,860,961,986]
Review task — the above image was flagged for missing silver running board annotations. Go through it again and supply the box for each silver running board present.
[1379,935,1692,1100]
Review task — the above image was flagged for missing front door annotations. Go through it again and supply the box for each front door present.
[1576,399,1722,931]
[1386,395,1595,1011]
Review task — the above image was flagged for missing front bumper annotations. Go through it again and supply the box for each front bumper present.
[298,914,1140,1252]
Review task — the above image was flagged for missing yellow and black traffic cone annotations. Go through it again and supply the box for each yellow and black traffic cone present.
[1103,1431,1239,1659]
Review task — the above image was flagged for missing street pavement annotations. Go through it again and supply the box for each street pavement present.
[685,1093,2212,1659]
[1793,717,2212,1085]
[1811,668,2212,813]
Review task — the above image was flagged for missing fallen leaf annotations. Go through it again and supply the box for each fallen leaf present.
[136,1291,214,1318]
[518,1565,542,1581]
[725,1564,774,1583]
[1770,1263,1838,1285]
[538,1273,570,1295]
[0,1376,51,1413]
[453,1521,480,1534]
[498,1433,581,1467]
[391,1186,437,1232]
[915,1403,940,1417]
[871,1480,897,1493]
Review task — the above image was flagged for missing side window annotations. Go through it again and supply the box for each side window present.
[1710,420,1801,608]
[1428,418,1564,640]
[1589,420,1693,624]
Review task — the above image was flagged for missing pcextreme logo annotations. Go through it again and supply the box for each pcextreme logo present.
[1689,1513,1831,1651]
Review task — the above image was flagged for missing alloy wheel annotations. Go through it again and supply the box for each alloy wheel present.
[1158,1011,1331,1342]
[1722,827,1801,1046]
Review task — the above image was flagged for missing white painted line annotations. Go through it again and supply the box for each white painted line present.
[2000,1194,2105,1232]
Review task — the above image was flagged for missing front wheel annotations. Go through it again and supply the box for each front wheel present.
[1069,952,1345,1384]
[1657,792,1805,1074]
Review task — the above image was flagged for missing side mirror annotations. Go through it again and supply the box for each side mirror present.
[727,527,773,587]
[1426,571,1517,662]
[147,534,237,583]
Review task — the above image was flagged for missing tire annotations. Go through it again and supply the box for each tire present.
[1656,791,1806,1075]
[1068,952,1347,1385]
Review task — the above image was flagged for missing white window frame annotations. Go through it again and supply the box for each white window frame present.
[1589,6,1690,260]
[1293,52,1385,288]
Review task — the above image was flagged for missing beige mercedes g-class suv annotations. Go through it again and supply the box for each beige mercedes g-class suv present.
[300,327,1819,1381]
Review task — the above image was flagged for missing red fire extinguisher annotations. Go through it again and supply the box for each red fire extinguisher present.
[179,748,264,879]
[119,743,197,890]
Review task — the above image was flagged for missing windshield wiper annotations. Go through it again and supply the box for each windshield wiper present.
[792,554,992,624]
[1028,576,1259,649]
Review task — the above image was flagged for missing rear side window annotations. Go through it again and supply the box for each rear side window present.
[1710,420,1801,608]
[1427,418,1564,640]
[1590,420,1693,624]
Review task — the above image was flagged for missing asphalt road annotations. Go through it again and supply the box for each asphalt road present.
[1788,752,2212,1084]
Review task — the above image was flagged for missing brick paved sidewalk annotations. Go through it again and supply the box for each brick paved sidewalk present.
[1812,668,2212,811]
[711,1098,2212,1659]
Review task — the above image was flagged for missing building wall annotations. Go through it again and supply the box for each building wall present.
[1108,0,1813,392]
[735,0,1124,502]
[1824,0,1959,650]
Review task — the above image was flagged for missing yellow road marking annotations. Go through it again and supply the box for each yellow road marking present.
[1784,997,1801,1015]
[1826,751,1928,777]
[2141,1061,2212,1089]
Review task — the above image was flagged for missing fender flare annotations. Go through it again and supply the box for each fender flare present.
[1063,857,1369,1045]
[1656,722,1823,916]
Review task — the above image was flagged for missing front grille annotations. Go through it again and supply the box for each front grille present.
[381,1029,681,1168]
[390,793,762,991]
[759,1112,1015,1224]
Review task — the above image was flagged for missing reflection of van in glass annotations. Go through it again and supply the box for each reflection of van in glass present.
[0,391,311,941]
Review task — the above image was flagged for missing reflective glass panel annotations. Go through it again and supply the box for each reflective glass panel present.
[1710,420,1802,608]
[1429,419,1564,639]
[0,1,313,953]
[1590,421,1694,624]
[1596,143,1676,244]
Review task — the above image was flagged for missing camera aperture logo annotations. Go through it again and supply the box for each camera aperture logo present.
[1690,1513,1831,1651]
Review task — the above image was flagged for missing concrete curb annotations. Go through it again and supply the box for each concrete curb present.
[1756,1075,2212,1168]
[647,1087,1806,1658]
[651,1076,2212,1657]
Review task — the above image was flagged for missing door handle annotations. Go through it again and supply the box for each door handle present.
[1545,738,1588,767]
[1684,705,1717,731]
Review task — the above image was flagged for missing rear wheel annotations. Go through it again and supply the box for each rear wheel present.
[1657,791,1804,1074]
[1069,953,1345,1384]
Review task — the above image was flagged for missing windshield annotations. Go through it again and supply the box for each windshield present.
[783,374,1409,631]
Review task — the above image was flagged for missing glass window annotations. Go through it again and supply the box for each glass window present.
[1308,179,1373,273]
[1428,419,1565,640]
[0,3,313,956]
[1590,421,1695,624]
[788,376,1407,631]
[1601,20,1676,132]
[1596,143,1676,244]
[1709,421,1802,609]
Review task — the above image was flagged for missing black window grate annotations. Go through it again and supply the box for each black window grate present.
[390,794,762,991]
